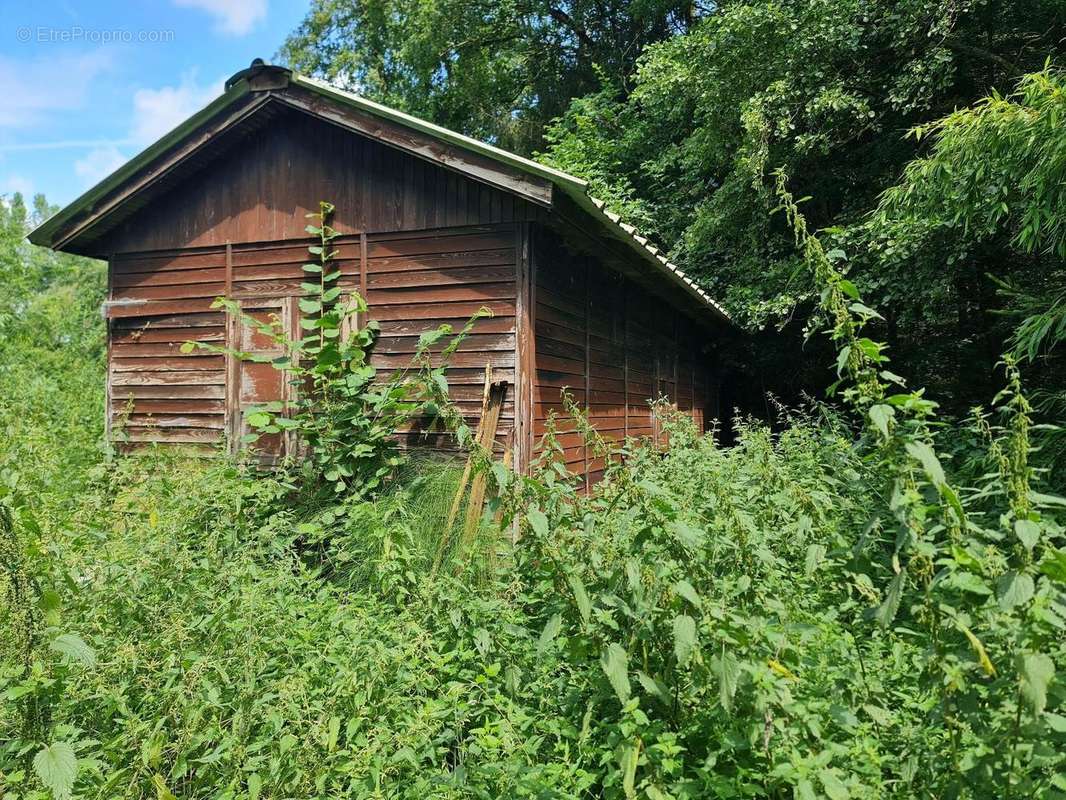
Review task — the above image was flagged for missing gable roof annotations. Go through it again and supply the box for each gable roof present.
[29,59,729,324]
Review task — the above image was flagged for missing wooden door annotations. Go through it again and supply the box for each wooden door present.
[227,297,297,462]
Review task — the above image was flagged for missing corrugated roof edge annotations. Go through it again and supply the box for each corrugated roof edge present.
[28,63,730,324]
[295,74,732,324]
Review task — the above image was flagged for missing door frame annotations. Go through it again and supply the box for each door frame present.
[225,295,299,459]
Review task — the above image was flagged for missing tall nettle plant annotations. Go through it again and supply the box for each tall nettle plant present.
[774,170,1065,797]
[188,201,490,499]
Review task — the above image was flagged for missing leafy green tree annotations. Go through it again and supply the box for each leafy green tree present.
[541,0,1064,407]
[280,0,708,153]
[870,67,1066,475]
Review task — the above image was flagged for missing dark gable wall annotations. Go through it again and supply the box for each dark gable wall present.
[99,108,542,255]
[104,110,535,454]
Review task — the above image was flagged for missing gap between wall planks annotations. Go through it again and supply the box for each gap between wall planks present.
[513,222,533,475]
[224,242,237,451]
[583,257,592,494]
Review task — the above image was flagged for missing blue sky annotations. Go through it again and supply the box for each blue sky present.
[0,0,310,208]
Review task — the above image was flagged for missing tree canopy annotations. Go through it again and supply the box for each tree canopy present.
[282,0,1066,412]
[281,0,709,153]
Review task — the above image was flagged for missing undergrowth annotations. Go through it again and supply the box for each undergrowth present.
[2,197,1065,799]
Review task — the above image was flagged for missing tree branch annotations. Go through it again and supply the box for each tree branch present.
[547,6,596,50]
[945,40,1022,76]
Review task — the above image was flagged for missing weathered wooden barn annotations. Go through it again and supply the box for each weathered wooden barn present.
[30,60,732,484]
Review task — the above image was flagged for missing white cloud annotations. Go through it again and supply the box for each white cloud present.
[75,145,127,185]
[131,74,225,145]
[1,174,34,197]
[0,50,113,129]
[173,0,268,36]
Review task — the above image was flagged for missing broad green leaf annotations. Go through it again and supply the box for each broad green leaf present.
[38,589,61,617]
[904,440,945,487]
[33,742,77,800]
[868,404,894,439]
[673,579,702,610]
[568,574,591,624]
[804,543,826,577]
[1018,652,1054,715]
[1014,518,1041,551]
[50,633,95,666]
[245,412,271,428]
[247,772,262,800]
[1040,548,1066,582]
[537,614,562,654]
[835,346,851,377]
[819,769,850,800]
[948,571,992,596]
[996,571,1034,611]
[849,301,883,320]
[716,649,741,712]
[636,670,667,701]
[527,508,548,538]
[939,483,967,526]
[619,741,638,799]
[601,643,630,704]
[326,715,340,751]
[673,614,697,665]
[1046,713,1066,733]
[1031,491,1066,508]
[671,520,703,548]
[873,572,905,628]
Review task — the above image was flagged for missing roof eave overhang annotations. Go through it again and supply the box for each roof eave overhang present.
[28,62,732,326]
[27,80,255,251]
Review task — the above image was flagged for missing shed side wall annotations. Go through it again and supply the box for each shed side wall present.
[529,226,718,486]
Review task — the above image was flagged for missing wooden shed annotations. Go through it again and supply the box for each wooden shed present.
[30,60,732,484]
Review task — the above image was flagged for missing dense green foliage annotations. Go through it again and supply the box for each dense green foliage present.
[539,1,1066,409]
[3,3,1066,795]
[281,0,704,153]
[283,0,1066,411]
[2,186,1066,798]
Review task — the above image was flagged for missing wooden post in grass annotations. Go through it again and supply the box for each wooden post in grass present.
[444,364,493,534]
[460,379,508,546]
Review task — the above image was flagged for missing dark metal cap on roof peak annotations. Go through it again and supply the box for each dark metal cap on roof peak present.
[225,58,291,91]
